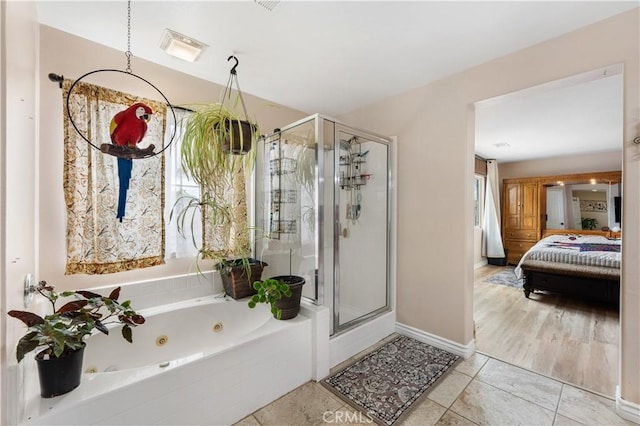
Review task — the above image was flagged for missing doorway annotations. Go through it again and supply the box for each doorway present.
[472,66,623,396]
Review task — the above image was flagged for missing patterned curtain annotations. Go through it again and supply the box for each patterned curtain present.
[63,79,166,274]
[201,165,249,260]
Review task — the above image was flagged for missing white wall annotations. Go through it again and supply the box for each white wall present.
[1,2,39,425]
[340,8,640,405]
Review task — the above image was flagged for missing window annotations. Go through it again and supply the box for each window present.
[164,109,201,259]
[474,175,484,227]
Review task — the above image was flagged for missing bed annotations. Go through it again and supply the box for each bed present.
[514,234,621,305]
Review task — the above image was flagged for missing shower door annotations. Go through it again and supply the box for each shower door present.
[332,125,390,333]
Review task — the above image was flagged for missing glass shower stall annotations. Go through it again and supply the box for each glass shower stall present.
[254,114,392,335]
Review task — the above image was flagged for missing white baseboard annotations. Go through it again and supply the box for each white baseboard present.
[474,259,488,269]
[395,322,475,359]
[616,386,640,424]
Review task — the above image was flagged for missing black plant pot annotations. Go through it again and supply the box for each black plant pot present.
[219,119,256,155]
[35,345,85,398]
[272,275,306,320]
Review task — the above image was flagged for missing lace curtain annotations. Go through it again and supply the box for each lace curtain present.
[63,80,166,274]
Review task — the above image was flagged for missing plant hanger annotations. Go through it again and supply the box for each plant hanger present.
[61,0,177,160]
[213,54,259,155]
[221,55,250,122]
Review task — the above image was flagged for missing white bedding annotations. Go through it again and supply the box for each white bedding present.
[515,234,621,278]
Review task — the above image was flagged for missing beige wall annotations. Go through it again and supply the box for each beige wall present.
[340,8,639,404]
[1,1,39,424]
[499,150,622,180]
[37,25,307,291]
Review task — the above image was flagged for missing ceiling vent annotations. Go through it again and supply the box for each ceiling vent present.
[255,0,280,11]
[493,142,511,148]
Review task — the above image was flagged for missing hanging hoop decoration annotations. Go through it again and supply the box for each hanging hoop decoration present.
[65,69,177,159]
[64,0,176,160]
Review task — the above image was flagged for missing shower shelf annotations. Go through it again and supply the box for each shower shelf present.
[270,219,297,234]
[339,174,371,190]
[269,158,297,175]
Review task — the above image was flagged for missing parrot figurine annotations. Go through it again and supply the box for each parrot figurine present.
[109,103,153,222]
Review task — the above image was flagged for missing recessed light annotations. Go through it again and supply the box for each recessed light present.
[159,29,207,62]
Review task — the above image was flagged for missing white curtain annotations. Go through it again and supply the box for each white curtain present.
[482,160,505,258]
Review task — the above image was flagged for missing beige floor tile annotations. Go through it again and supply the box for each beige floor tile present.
[554,413,584,425]
[450,380,555,425]
[476,358,562,411]
[426,371,473,408]
[557,384,634,425]
[232,414,261,425]
[435,410,478,426]
[253,382,343,426]
[398,398,447,426]
[454,353,489,377]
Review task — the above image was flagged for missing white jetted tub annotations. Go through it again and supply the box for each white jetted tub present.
[22,295,313,425]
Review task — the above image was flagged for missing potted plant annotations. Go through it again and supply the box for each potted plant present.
[173,98,265,297]
[169,190,268,299]
[248,275,306,320]
[581,217,598,230]
[8,281,145,398]
[216,257,268,300]
[181,103,259,193]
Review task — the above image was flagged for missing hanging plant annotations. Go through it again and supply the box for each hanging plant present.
[180,102,258,193]
[171,55,262,285]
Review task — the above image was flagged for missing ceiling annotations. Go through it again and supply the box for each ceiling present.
[475,66,624,163]
[35,1,636,161]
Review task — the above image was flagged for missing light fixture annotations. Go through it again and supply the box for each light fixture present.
[159,29,207,62]
[590,178,597,185]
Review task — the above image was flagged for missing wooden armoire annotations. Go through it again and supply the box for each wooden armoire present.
[502,178,539,265]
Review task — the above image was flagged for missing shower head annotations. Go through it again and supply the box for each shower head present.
[340,136,358,151]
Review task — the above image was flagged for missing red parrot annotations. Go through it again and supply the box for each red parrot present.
[109,103,153,222]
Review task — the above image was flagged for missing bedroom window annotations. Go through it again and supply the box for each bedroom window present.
[474,175,484,227]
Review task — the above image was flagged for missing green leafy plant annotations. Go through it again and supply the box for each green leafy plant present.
[8,281,145,362]
[172,104,262,273]
[180,103,258,194]
[248,278,292,319]
[169,191,232,253]
[581,217,598,230]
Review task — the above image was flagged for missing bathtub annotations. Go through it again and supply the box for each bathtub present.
[21,295,313,425]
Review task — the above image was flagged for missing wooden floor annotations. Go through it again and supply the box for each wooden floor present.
[474,264,619,397]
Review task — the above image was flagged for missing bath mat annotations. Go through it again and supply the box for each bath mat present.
[483,266,523,289]
[322,335,460,426]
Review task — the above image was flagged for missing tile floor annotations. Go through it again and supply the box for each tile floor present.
[234,334,635,426]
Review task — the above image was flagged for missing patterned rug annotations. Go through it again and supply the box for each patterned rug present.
[484,266,523,289]
[322,335,460,425]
